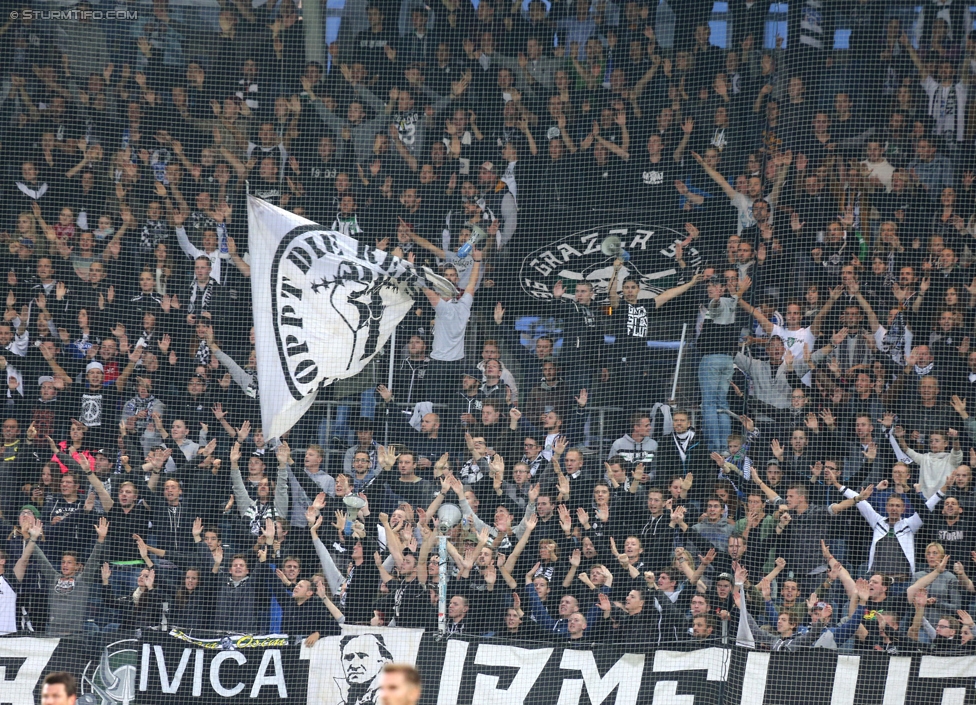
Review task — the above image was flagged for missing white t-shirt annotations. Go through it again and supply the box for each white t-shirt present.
[862,158,895,192]
[772,324,815,385]
[0,575,17,635]
[431,292,473,362]
[922,76,968,141]
[730,192,757,234]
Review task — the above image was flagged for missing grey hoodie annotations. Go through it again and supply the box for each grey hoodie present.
[35,539,106,635]
[607,434,659,469]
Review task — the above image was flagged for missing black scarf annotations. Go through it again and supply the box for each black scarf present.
[187,277,215,314]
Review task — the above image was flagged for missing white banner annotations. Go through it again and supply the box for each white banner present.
[301,626,424,705]
[248,197,432,438]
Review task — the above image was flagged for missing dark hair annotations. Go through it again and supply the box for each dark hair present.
[695,614,716,631]
[174,566,202,608]
[872,573,894,589]
[339,633,394,661]
[43,672,77,696]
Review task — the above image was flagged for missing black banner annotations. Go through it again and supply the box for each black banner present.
[0,632,308,705]
[415,635,976,705]
[518,222,701,303]
[4,630,976,705]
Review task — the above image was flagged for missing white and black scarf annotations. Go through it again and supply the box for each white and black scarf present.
[15,180,48,200]
[195,339,211,366]
[141,219,168,249]
[914,361,935,377]
[187,277,215,314]
[672,429,696,462]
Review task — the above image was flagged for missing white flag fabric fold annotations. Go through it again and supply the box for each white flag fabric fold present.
[736,584,756,649]
[248,196,434,438]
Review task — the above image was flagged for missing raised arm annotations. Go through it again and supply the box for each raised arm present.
[505,513,538,568]
[407,225,447,259]
[310,516,346,595]
[907,555,950,603]
[608,259,623,308]
[228,442,256,517]
[810,285,843,338]
[463,250,482,297]
[901,34,929,78]
[14,523,43,581]
[747,303,775,336]
[692,151,737,200]
[415,522,438,585]
[653,273,700,309]
[273,444,292,518]
[81,454,114,512]
[751,473,782,504]
[853,289,880,333]
[673,118,693,162]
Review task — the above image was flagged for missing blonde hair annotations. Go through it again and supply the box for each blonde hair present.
[926,542,946,558]
[539,539,559,562]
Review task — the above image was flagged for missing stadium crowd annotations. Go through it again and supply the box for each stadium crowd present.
[4,0,976,656]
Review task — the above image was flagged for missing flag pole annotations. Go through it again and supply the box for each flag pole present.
[387,326,396,391]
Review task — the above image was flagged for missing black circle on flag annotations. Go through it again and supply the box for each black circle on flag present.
[518,222,700,304]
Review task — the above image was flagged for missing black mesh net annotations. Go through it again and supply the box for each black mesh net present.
[2,0,976,703]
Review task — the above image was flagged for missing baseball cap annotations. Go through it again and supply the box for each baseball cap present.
[480,161,494,172]
[716,573,734,584]
[37,375,55,385]
[462,367,481,379]
[86,361,104,373]
[767,458,781,466]
[20,504,40,519]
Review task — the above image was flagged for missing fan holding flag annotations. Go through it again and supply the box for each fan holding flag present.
[247,195,455,440]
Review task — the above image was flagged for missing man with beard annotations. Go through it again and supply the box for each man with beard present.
[652,410,711,502]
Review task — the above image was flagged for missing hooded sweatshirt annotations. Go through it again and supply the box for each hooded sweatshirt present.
[904,445,963,499]
[607,434,658,467]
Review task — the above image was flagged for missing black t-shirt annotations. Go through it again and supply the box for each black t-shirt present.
[67,383,123,446]
[629,156,679,216]
[856,603,903,653]
[106,502,153,561]
[610,300,655,360]
[576,155,625,212]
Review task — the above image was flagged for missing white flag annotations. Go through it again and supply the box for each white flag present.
[248,197,440,438]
